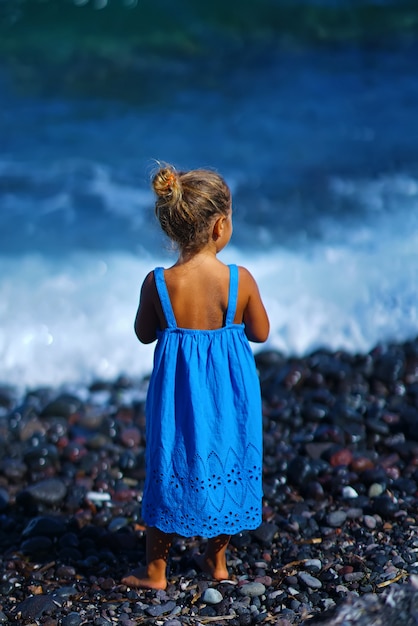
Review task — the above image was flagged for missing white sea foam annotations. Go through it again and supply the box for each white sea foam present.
[1,205,417,389]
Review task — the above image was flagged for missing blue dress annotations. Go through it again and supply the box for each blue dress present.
[142,264,263,538]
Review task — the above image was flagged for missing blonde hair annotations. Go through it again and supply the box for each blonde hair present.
[152,164,231,253]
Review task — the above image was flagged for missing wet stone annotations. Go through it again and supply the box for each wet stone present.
[344,571,365,582]
[393,477,417,494]
[372,495,399,518]
[0,458,27,481]
[252,522,279,545]
[346,507,363,519]
[22,477,67,505]
[108,516,129,532]
[326,510,347,527]
[304,559,322,573]
[0,487,9,511]
[52,586,78,602]
[239,582,266,597]
[21,536,53,555]
[368,482,385,498]
[287,456,317,487]
[202,588,223,604]
[61,613,83,626]
[23,515,67,537]
[364,515,378,529]
[329,448,353,467]
[199,605,217,617]
[40,394,83,418]
[145,601,177,617]
[94,618,113,626]
[15,595,58,621]
[230,531,252,549]
[298,572,322,589]
[300,480,325,500]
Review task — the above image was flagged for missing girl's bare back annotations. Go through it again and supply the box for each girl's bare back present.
[136,256,269,344]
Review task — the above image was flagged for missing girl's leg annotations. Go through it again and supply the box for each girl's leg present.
[195,534,231,580]
[122,526,173,590]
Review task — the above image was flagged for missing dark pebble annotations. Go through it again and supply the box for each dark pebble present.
[21,536,53,555]
[145,601,177,617]
[287,456,317,486]
[61,613,83,626]
[52,586,78,601]
[14,595,58,620]
[0,487,9,511]
[23,515,67,537]
[252,522,279,545]
[40,394,82,418]
[371,495,399,518]
[0,458,27,481]
[199,605,217,617]
[20,477,67,505]
[94,618,113,626]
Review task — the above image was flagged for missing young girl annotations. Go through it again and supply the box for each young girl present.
[122,164,269,590]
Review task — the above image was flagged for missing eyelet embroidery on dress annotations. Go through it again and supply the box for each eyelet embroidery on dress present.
[144,444,262,535]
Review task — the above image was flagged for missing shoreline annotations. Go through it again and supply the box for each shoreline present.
[1,337,418,624]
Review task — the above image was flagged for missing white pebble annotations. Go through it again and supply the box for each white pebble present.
[368,482,385,497]
[342,486,358,498]
[86,491,111,502]
[202,588,223,604]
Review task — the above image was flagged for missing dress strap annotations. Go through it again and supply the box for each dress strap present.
[225,264,239,326]
[153,267,177,328]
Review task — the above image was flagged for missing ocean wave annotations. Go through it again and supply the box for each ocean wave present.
[1,211,417,389]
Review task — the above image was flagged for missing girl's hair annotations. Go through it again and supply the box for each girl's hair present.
[152,164,231,253]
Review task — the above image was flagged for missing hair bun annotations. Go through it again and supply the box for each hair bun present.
[152,166,180,198]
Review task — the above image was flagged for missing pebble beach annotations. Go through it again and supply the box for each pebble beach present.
[1,338,418,625]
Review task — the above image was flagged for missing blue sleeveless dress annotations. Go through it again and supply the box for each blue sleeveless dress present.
[142,264,263,538]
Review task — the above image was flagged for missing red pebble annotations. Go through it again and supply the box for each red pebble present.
[330,448,353,467]
[350,456,375,472]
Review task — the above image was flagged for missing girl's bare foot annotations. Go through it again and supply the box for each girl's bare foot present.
[193,553,229,581]
[193,534,231,581]
[121,566,167,590]
[122,527,172,590]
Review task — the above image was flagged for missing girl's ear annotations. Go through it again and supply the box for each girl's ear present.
[212,215,225,241]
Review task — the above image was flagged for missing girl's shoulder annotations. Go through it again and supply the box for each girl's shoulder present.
[237,265,259,290]
[140,269,164,308]
[236,266,269,343]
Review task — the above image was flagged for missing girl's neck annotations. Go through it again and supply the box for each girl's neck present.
[176,244,217,267]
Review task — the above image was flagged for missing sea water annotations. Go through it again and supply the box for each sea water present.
[1,2,418,388]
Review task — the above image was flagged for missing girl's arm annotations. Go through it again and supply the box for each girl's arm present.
[134,271,160,344]
[239,267,270,343]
